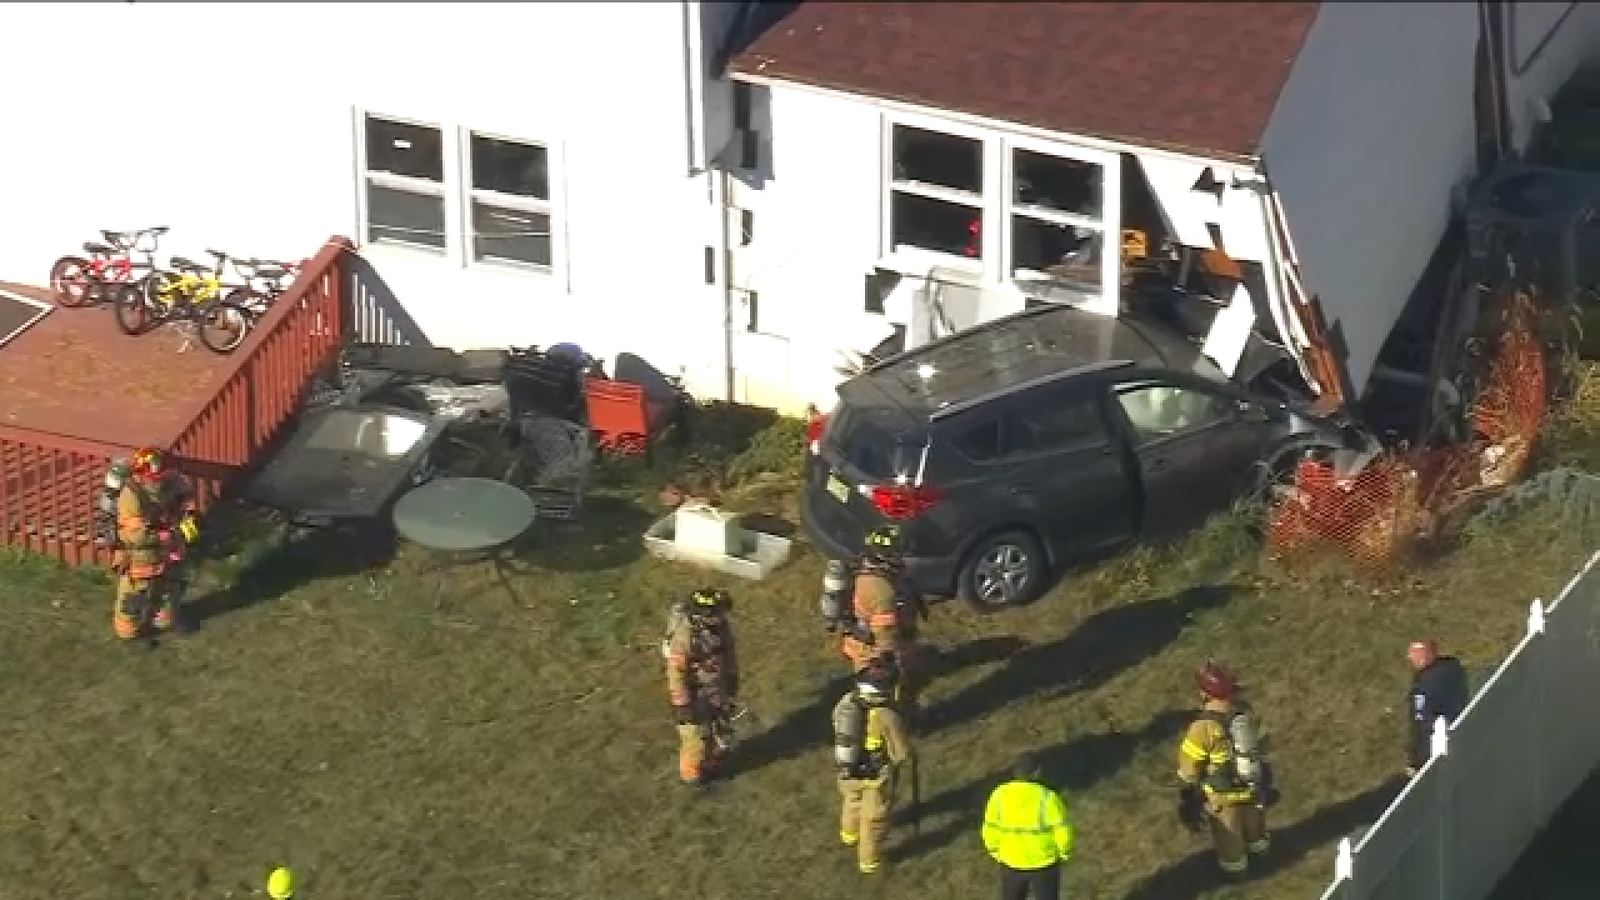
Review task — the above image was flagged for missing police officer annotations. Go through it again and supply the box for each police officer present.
[1404,640,1468,777]
[663,588,740,786]
[1176,660,1272,879]
[982,752,1074,900]
[832,657,914,875]
[839,526,926,715]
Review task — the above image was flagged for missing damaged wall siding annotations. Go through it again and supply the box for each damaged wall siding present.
[1505,1,1600,151]
[1261,2,1481,398]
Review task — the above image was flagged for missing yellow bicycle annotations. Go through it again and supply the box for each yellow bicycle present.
[113,248,253,354]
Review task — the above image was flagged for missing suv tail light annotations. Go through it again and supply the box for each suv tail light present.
[805,410,829,454]
[869,484,942,520]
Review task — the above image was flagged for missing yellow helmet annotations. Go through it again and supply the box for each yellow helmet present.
[267,866,294,900]
[864,525,901,554]
[690,587,729,612]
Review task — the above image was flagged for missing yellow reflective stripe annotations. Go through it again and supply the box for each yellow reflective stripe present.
[1207,751,1231,764]
[1180,740,1208,761]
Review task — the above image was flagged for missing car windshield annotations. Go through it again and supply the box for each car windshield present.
[826,404,919,481]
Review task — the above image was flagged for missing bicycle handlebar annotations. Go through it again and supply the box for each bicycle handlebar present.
[101,226,169,254]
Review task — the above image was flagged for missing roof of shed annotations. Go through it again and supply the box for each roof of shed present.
[727,1,1322,161]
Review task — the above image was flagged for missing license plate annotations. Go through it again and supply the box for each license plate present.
[826,473,850,503]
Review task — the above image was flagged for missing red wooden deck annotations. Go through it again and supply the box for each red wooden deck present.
[0,283,230,447]
[0,237,354,565]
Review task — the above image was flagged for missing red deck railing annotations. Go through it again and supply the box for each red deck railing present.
[0,236,353,567]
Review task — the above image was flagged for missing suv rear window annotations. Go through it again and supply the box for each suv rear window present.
[826,405,919,480]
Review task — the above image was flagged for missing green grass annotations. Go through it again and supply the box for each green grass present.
[1,403,1594,900]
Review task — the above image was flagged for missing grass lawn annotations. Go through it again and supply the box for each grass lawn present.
[1,404,1594,900]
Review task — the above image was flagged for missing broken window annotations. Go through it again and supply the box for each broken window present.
[1011,218,1102,294]
[1014,149,1102,220]
[363,115,447,251]
[889,125,984,259]
[1009,147,1111,300]
[468,134,553,269]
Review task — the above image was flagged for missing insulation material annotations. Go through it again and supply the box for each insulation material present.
[1200,282,1257,376]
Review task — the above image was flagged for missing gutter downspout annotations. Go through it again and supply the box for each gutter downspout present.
[683,0,707,175]
[717,169,736,403]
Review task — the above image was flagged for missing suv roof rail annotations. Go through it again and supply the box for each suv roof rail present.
[928,359,1135,422]
[862,303,1070,376]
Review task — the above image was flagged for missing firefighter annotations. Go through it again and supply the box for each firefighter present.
[832,656,915,874]
[1176,660,1272,878]
[111,447,198,641]
[1404,640,1469,777]
[663,587,740,786]
[840,525,926,715]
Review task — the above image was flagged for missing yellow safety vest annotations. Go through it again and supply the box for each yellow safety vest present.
[981,780,1074,871]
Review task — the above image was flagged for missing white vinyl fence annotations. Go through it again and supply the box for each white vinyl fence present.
[1317,549,1600,900]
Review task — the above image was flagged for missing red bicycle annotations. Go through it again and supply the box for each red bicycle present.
[48,226,169,308]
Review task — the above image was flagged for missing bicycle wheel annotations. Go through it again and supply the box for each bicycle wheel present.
[49,255,93,307]
[112,283,156,335]
[223,287,271,317]
[196,302,253,354]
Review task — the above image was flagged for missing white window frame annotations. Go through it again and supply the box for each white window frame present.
[880,113,995,278]
[355,111,452,258]
[459,128,563,277]
[1002,135,1121,317]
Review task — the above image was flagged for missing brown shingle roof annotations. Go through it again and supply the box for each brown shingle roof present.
[727,1,1322,161]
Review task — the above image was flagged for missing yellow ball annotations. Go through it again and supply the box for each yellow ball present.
[267,866,294,900]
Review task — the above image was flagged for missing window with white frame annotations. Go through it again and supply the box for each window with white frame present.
[362,115,447,252]
[465,132,553,269]
[889,124,984,260]
[1009,147,1109,298]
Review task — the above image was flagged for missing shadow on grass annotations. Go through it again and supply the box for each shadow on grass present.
[185,520,397,628]
[515,495,654,572]
[729,636,1027,779]
[893,708,1192,861]
[738,511,796,540]
[1121,775,1406,900]
[925,585,1233,734]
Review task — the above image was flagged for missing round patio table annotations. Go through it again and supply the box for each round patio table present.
[392,477,538,604]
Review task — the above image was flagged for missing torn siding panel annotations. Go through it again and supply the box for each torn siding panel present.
[1261,1,1479,398]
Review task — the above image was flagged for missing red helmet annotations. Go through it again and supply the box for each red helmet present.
[129,446,166,483]
[1196,660,1238,701]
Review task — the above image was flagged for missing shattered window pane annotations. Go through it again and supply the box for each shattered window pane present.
[1013,149,1102,219]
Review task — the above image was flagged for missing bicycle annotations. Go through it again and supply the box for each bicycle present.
[216,256,304,348]
[48,226,169,308]
[114,248,252,354]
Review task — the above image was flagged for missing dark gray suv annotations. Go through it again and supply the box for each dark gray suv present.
[800,304,1356,610]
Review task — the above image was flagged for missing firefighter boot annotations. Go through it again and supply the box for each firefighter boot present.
[112,577,142,640]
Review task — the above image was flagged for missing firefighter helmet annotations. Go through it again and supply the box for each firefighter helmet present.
[855,657,899,704]
[129,446,166,483]
[689,587,730,613]
[863,525,902,554]
[1196,660,1238,701]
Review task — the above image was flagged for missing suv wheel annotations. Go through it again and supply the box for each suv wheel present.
[960,529,1046,612]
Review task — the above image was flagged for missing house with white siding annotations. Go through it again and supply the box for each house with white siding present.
[0,1,777,402]
[722,0,1600,414]
[0,1,1595,417]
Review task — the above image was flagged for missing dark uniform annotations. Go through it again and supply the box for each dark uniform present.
[664,588,739,785]
[1406,641,1469,773]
